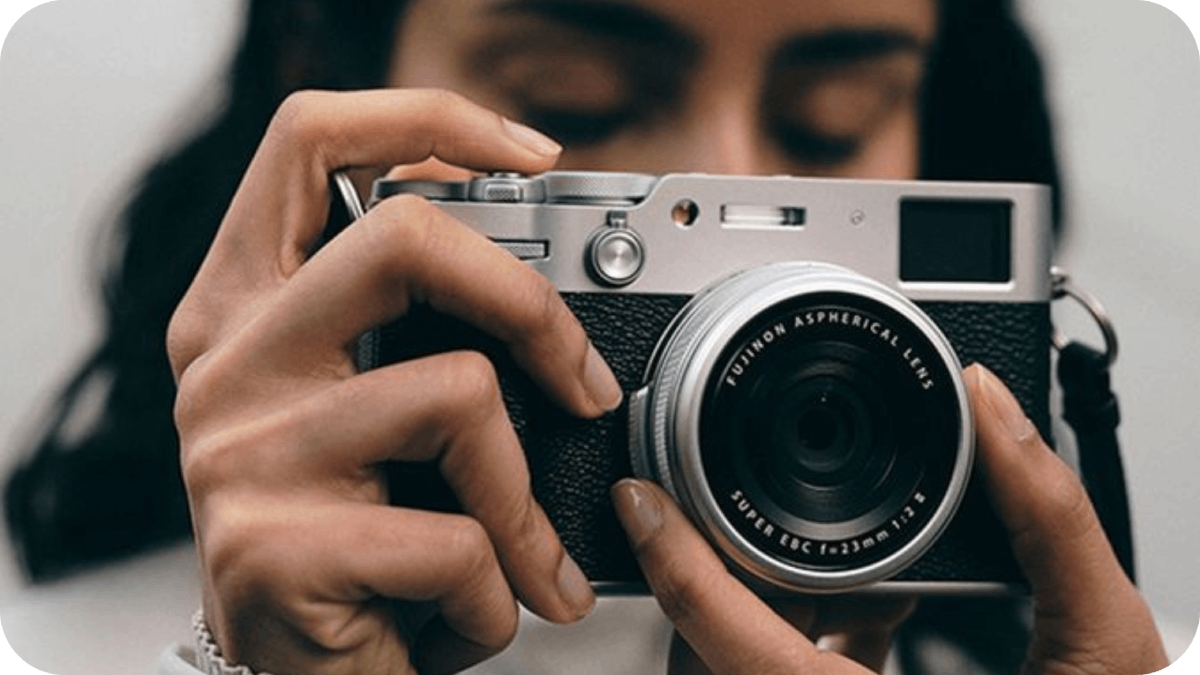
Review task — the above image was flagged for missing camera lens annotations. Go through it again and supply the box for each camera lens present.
[632,263,973,593]
[703,294,957,564]
[742,356,905,525]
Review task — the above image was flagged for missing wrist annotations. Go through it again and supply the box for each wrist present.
[193,610,275,675]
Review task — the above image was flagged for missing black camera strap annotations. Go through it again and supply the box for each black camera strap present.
[1052,269,1136,583]
[1056,341,1136,582]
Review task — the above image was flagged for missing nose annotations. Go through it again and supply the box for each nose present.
[670,82,780,176]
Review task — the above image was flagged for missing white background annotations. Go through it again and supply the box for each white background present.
[0,0,1198,673]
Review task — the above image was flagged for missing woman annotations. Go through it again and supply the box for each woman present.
[6,1,1169,674]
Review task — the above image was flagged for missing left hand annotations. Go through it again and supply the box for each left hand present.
[610,477,914,674]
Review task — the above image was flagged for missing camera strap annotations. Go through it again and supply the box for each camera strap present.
[1052,270,1136,583]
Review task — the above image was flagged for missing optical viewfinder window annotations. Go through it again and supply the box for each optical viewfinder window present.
[900,199,1012,283]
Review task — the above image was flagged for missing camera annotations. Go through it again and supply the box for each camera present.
[353,171,1054,595]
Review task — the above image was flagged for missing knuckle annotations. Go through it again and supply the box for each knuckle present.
[172,356,220,438]
[166,301,205,380]
[446,517,497,578]
[370,191,435,221]
[180,429,240,497]
[288,605,361,654]
[170,348,241,440]
[444,350,504,419]
[359,194,438,277]
[180,420,274,499]
[268,90,330,151]
[200,508,281,604]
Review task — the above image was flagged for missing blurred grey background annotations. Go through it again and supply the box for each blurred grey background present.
[0,0,1197,673]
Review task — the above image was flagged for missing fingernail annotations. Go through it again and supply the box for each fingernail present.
[974,365,1037,444]
[556,554,595,617]
[503,118,562,156]
[611,479,662,547]
[584,343,624,412]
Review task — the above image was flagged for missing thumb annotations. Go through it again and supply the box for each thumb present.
[611,478,870,675]
[965,364,1169,672]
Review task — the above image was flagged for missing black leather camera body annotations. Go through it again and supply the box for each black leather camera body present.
[352,172,1055,595]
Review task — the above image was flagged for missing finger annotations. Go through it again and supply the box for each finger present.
[210,88,561,281]
[308,506,519,649]
[193,351,596,625]
[965,364,1140,623]
[667,593,908,675]
[338,156,478,209]
[815,633,894,673]
[412,613,506,675]
[612,479,870,675]
[672,628,894,675]
[335,352,598,624]
[383,156,479,182]
[235,192,622,417]
[213,503,516,674]
[171,90,562,372]
[810,596,916,672]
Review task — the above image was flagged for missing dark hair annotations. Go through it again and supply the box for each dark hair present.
[5,0,1057,671]
[4,0,414,582]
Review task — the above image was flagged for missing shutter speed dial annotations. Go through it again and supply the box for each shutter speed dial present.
[371,171,656,205]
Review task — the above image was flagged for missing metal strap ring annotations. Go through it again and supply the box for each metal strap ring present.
[333,170,366,221]
[1051,266,1119,367]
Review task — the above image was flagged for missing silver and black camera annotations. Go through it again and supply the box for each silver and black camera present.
[350,171,1055,596]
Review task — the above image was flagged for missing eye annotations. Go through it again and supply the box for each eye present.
[766,59,921,167]
[770,120,861,166]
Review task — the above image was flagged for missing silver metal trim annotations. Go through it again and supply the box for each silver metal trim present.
[861,580,1022,596]
[332,170,365,221]
[544,171,657,204]
[587,228,646,286]
[1051,267,1119,366]
[589,579,1023,597]
[636,262,974,594]
[495,239,550,261]
[389,172,1053,302]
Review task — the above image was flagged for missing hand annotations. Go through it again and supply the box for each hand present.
[167,89,621,675]
[612,363,1170,675]
[611,477,913,675]
[966,363,1168,674]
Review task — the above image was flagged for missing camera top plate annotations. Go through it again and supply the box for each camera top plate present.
[367,171,1054,303]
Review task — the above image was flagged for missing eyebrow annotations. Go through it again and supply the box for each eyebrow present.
[772,29,930,68]
[489,0,698,55]
[486,1,927,76]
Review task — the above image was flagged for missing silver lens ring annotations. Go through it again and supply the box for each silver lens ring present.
[642,262,973,593]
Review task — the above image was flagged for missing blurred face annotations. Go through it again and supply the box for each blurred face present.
[389,0,936,178]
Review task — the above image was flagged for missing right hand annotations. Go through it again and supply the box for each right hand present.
[167,88,622,675]
[612,364,1171,675]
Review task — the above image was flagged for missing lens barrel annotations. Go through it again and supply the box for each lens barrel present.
[632,262,973,593]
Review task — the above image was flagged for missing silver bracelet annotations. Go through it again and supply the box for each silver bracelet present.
[193,610,275,675]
